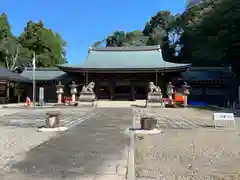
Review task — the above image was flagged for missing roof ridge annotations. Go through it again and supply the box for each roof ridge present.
[89,45,161,52]
[24,67,61,71]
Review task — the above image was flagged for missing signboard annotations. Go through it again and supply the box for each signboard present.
[213,112,235,129]
[39,87,44,106]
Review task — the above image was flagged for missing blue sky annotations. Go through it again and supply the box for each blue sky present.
[1,0,186,64]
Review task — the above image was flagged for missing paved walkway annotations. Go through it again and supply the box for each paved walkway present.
[134,108,203,129]
[2,108,132,180]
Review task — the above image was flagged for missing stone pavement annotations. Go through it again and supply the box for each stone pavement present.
[0,108,27,117]
[133,107,240,179]
[133,107,204,129]
[0,107,95,128]
[0,107,97,172]
[0,107,132,180]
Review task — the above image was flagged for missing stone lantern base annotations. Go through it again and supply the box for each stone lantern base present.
[37,111,68,132]
[165,104,177,108]
[38,126,68,132]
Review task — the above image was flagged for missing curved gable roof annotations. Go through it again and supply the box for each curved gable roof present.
[58,45,191,71]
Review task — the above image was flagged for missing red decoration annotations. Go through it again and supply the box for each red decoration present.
[25,97,31,106]
[64,97,72,103]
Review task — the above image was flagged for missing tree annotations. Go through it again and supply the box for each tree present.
[105,30,148,47]
[19,20,67,67]
[100,10,182,63]
[0,13,20,71]
[144,11,182,62]
[92,39,106,47]
[178,0,240,69]
[96,2,240,70]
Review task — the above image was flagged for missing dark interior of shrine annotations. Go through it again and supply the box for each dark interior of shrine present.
[85,71,184,100]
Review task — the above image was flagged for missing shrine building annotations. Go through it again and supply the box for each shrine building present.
[57,45,190,100]
[17,45,235,106]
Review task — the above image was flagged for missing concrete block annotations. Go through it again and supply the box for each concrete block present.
[116,166,127,176]
[94,174,121,180]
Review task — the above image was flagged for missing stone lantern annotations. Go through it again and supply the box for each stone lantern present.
[69,81,78,103]
[182,82,190,107]
[167,82,175,105]
[56,81,64,104]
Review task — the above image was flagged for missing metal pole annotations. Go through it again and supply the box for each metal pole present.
[32,52,36,107]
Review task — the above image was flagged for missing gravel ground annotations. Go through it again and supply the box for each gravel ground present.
[0,107,130,180]
[0,108,58,170]
[0,126,56,168]
[0,107,94,173]
[134,108,240,180]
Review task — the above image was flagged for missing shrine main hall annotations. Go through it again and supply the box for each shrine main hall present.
[19,45,233,106]
[57,45,190,100]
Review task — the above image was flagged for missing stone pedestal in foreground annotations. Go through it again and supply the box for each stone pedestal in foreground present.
[140,117,157,130]
[45,111,60,128]
[37,111,67,132]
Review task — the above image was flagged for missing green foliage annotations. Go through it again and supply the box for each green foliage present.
[94,0,240,71]
[19,21,67,67]
[178,0,240,70]
[0,13,21,70]
[0,13,67,69]
[106,31,148,47]
[99,10,181,63]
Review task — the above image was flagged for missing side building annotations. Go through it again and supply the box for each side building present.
[0,67,30,104]
[182,67,235,107]
[20,67,72,102]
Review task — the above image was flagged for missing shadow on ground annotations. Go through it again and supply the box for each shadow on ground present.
[8,108,132,179]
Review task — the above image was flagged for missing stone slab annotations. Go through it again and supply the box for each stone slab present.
[37,126,68,132]
[94,174,123,180]
[116,166,127,176]
[133,128,162,135]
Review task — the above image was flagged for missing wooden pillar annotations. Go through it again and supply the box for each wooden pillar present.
[86,72,89,85]
[6,81,9,104]
[131,82,135,101]
[95,78,100,99]
[108,78,115,100]
[18,89,21,103]
[155,70,158,85]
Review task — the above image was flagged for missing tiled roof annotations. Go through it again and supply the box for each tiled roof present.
[20,67,66,81]
[0,67,30,82]
[58,45,191,70]
[182,67,232,81]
